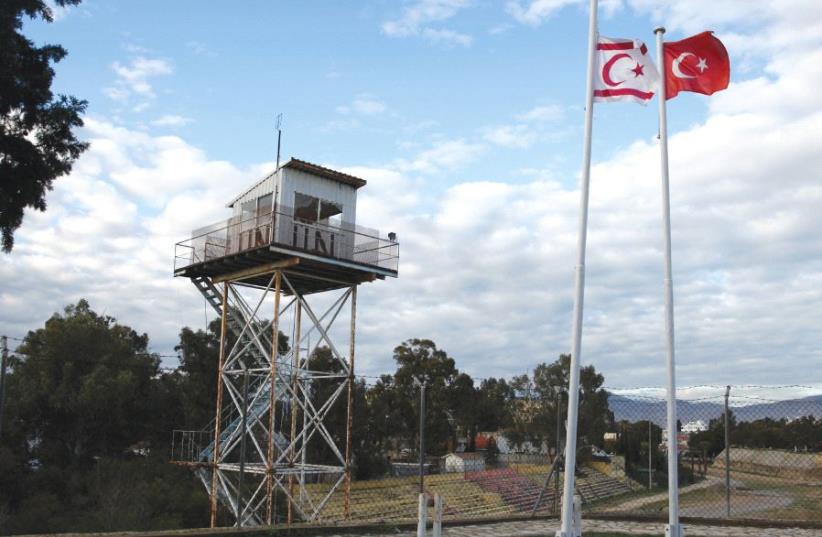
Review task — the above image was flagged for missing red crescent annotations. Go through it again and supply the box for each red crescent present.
[603,52,631,87]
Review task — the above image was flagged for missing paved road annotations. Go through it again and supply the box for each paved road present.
[324,519,822,537]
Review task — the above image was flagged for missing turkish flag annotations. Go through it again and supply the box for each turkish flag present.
[663,31,730,99]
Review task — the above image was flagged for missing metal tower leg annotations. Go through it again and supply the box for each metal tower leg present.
[210,282,229,528]
[343,286,357,519]
[266,271,281,524]
[187,269,356,527]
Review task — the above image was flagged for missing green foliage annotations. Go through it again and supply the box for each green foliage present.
[615,420,666,486]
[12,300,161,466]
[174,321,221,429]
[0,0,88,252]
[504,354,613,454]
[0,303,619,533]
[0,300,210,535]
[689,411,822,456]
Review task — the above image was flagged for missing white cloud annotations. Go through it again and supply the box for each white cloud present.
[506,0,579,25]
[399,139,485,173]
[3,3,822,391]
[325,94,388,130]
[111,57,173,97]
[102,86,129,102]
[151,115,194,127]
[356,3,822,385]
[104,56,174,109]
[186,40,216,57]
[505,0,622,25]
[336,95,387,116]
[516,105,565,122]
[44,0,72,21]
[421,28,473,46]
[489,23,513,35]
[481,105,567,149]
[382,0,473,46]
[482,124,538,148]
[351,96,388,115]
[320,118,361,133]
[0,118,254,356]
[125,44,151,54]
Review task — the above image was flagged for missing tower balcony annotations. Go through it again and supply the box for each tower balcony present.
[174,204,399,293]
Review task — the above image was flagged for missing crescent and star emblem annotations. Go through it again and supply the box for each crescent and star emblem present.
[602,53,645,87]
[672,52,709,79]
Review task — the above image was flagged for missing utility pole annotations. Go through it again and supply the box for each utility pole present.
[724,385,731,517]
[0,335,7,438]
[414,378,427,494]
[275,113,283,170]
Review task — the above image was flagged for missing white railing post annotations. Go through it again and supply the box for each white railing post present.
[417,492,428,537]
[572,495,582,537]
[432,493,443,537]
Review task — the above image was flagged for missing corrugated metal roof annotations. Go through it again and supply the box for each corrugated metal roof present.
[285,158,367,189]
[227,157,367,207]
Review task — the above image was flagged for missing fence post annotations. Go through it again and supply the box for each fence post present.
[648,420,653,490]
[724,385,731,518]
[572,494,582,537]
[417,493,428,537]
[432,493,443,537]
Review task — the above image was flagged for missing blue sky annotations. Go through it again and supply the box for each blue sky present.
[25,1,712,188]
[6,0,822,395]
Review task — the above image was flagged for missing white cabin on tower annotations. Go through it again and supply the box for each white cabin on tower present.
[174,157,398,294]
[228,157,361,228]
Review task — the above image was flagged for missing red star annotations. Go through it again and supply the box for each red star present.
[631,62,645,77]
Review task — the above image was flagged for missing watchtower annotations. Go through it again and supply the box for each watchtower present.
[170,158,399,526]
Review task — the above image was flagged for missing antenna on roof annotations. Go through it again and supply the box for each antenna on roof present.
[275,113,283,170]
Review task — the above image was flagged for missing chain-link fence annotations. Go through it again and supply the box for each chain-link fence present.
[589,386,822,523]
[297,385,821,526]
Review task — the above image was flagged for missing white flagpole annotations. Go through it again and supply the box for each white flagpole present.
[557,0,597,535]
[653,26,682,537]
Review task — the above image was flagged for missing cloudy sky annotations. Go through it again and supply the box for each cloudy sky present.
[3,0,821,393]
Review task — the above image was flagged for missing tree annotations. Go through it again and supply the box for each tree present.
[475,377,514,433]
[0,300,210,534]
[391,339,461,455]
[11,300,161,467]
[173,321,221,429]
[502,355,612,454]
[1,0,88,252]
[532,354,613,449]
[616,420,665,487]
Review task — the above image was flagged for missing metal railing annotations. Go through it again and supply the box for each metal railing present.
[170,429,212,464]
[174,205,399,274]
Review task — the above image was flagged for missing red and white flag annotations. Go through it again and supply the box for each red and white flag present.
[594,37,660,105]
[662,31,730,99]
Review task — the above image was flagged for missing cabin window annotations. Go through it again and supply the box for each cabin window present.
[318,199,342,225]
[295,193,320,222]
[257,193,273,215]
[240,200,255,215]
[294,192,342,225]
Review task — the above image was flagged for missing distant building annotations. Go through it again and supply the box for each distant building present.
[390,462,435,477]
[490,433,549,455]
[443,452,486,473]
[661,428,689,453]
[682,420,708,433]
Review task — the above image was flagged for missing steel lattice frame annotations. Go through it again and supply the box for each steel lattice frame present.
[194,266,357,527]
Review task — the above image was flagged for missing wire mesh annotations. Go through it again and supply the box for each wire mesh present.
[282,384,821,525]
